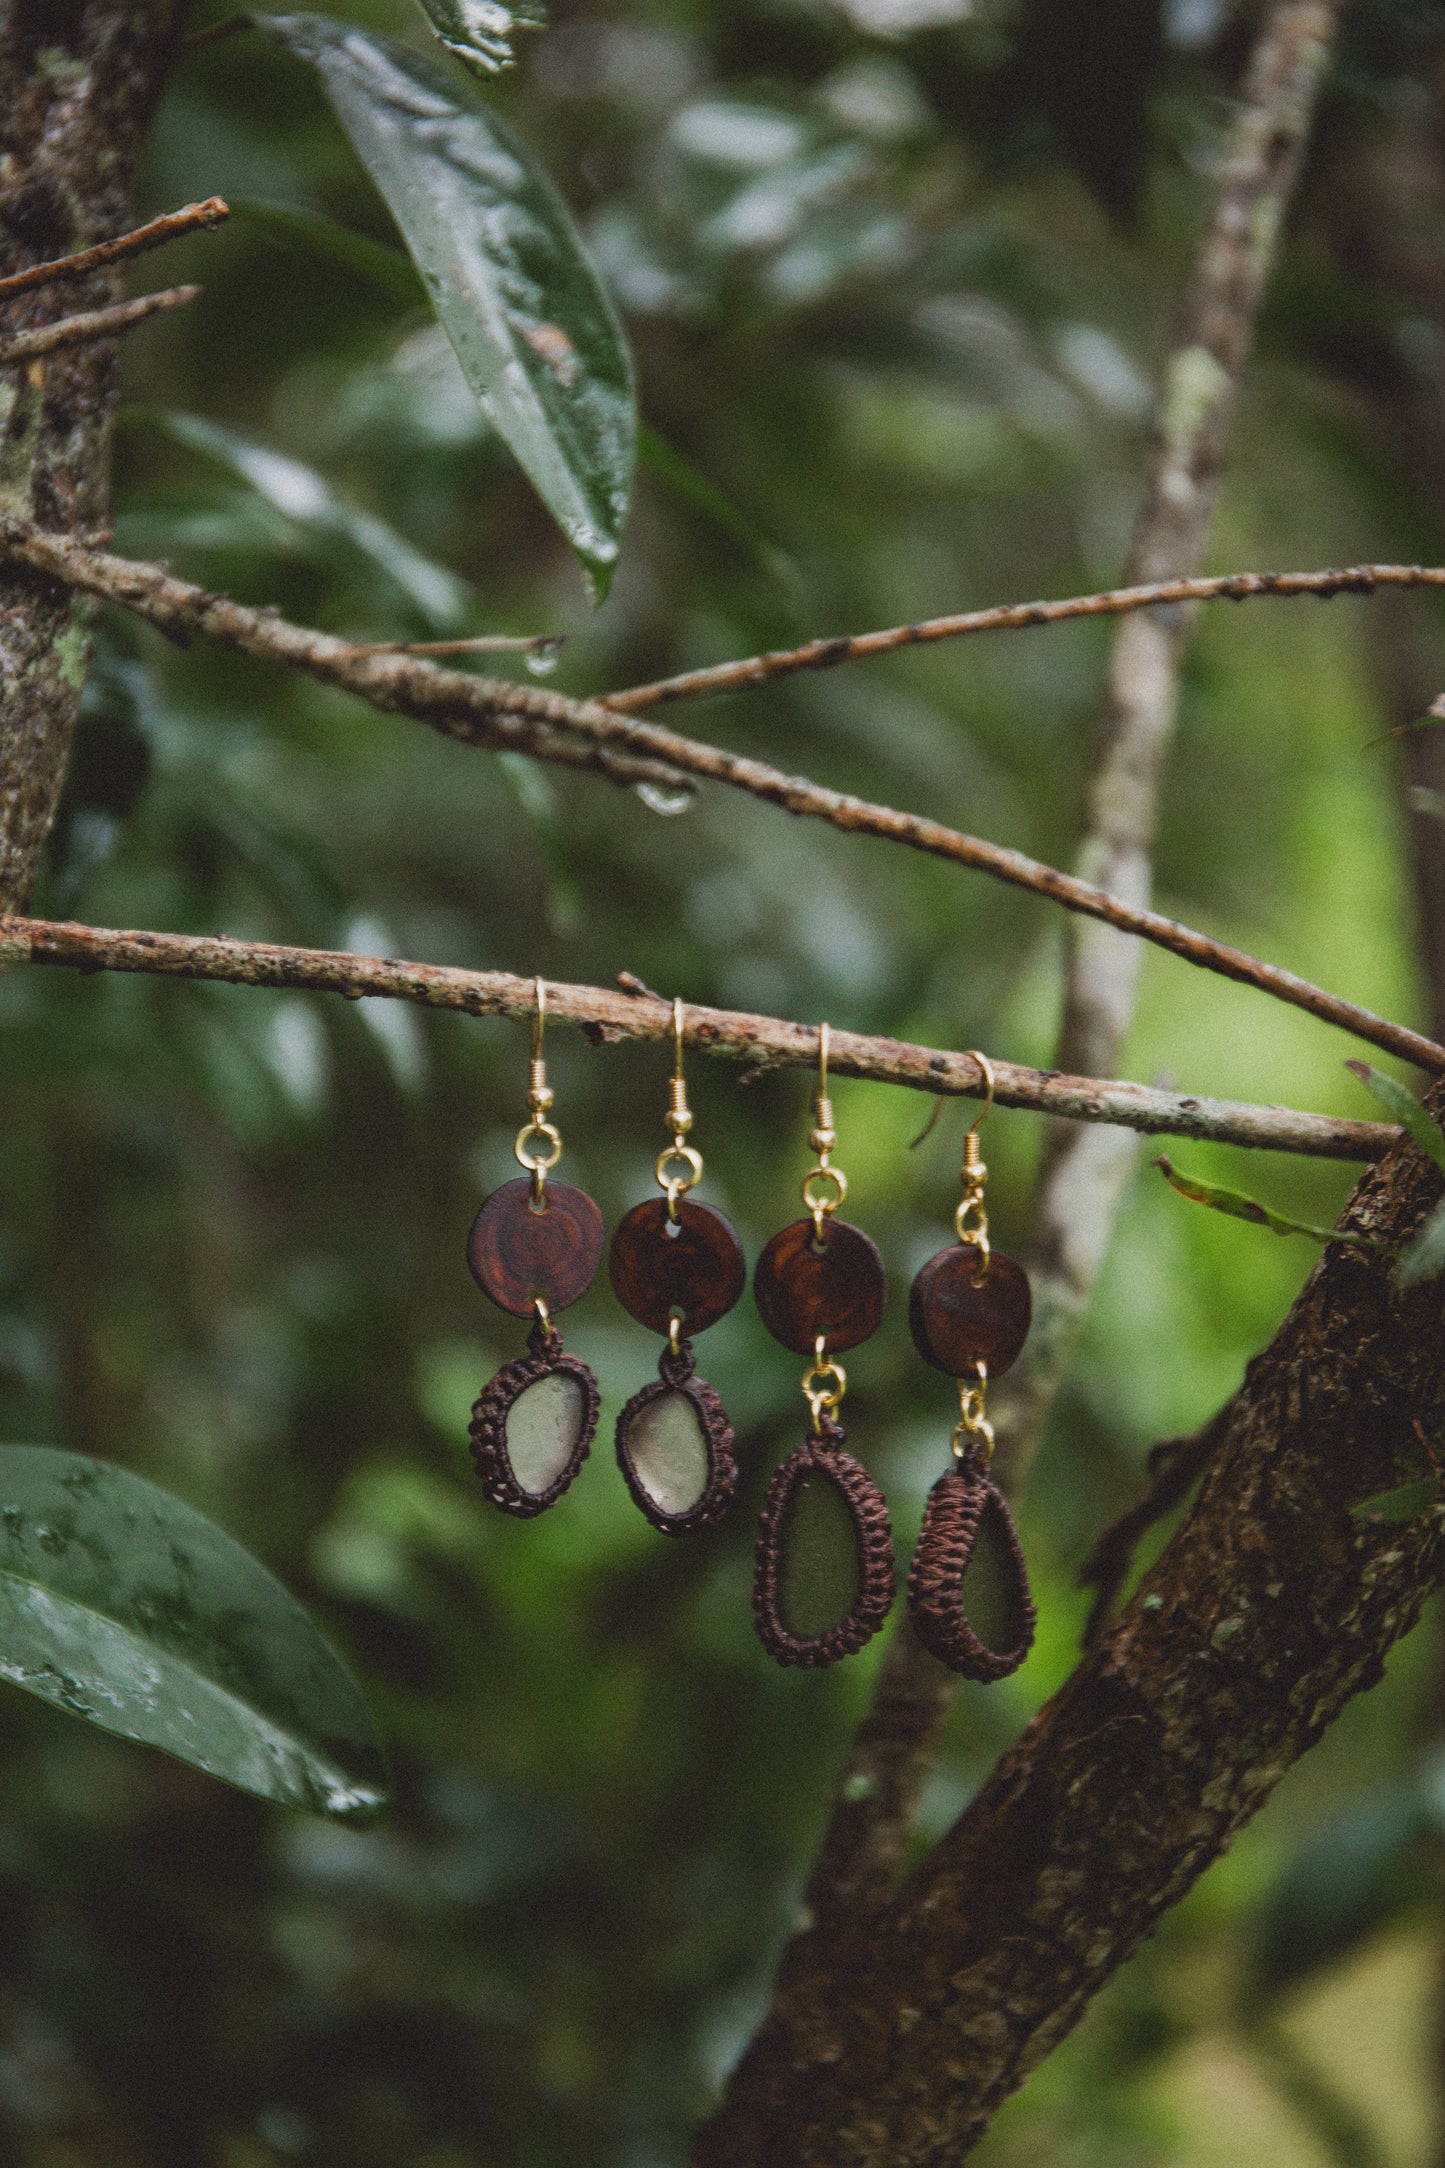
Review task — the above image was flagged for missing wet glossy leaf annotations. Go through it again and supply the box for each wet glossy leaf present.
[414,0,547,79]
[1154,1157,1379,1248]
[155,410,470,627]
[0,1448,387,1821]
[257,15,634,596]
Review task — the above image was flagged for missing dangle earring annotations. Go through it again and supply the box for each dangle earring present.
[466,981,603,1516]
[906,1055,1036,1678]
[608,1000,746,1534]
[751,1025,895,1668]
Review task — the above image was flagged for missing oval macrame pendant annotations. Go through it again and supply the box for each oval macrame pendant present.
[906,1446,1035,1680]
[615,1335,737,1535]
[469,1314,601,1517]
[753,1415,895,1667]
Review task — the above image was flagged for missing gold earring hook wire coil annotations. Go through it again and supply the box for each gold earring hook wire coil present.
[515,975,562,1203]
[954,1048,994,1275]
[656,994,702,1219]
[803,1021,845,1239]
[801,1331,847,1434]
[951,1359,994,1461]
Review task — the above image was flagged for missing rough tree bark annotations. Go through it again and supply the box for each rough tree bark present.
[0,0,184,914]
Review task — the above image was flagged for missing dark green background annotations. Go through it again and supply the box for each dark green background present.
[2,2,1443,2159]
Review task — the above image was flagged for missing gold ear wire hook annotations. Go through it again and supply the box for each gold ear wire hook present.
[955,1050,994,1275]
[655,994,702,1219]
[802,1021,847,1240]
[514,976,562,1204]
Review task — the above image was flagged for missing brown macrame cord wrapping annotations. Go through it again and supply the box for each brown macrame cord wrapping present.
[907,1449,1036,1680]
[615,1337,739,1535]
[469,1317,600,1517]
[753,1414,896,1668]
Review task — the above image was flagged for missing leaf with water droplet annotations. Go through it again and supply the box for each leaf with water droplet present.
[0,1448,387,1821]
[413,0,547,79]
[257,15,634,598]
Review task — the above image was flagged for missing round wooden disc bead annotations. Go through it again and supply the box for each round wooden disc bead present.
[753,1218,887,1356]
[908,1244,1032,1379]
[608,1196,746,1336]
[467,1176,604,1318]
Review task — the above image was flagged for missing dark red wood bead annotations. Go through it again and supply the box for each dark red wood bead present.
[466,1176,604,1318]
[608,1196,746,1337]
[752,1217,887,1355]
[908,1244,1031,1379]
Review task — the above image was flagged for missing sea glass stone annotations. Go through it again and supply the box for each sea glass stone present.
[960,1496,1029,1655]
[625,1390,710,1518]
[778,1469,862,1639]
[505,1372,585,1495]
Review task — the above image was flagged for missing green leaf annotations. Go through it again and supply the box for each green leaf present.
[1345,1060,1445,1172]
[1349,1474,1444,1525]
[1242,1785,1425,2010]
[257,15,635,598]
[231,198,426,303]
[1398,1195,1445,1286]
[637,424,798,589]
[413,0,546,79]
[0,1447,387,1821]
[1346,1064,1445,1282]
[1154,1157,1379,1248]
[154,410,470,628]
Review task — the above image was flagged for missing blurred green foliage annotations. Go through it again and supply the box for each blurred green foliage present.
[3,0,1445,2159]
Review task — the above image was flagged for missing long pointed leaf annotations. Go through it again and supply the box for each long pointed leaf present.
[257,15,634,597]
[414,0,546,78]
[0,1448,387,1821]
[155,409,470,627]
[1155,1156,1379,1248]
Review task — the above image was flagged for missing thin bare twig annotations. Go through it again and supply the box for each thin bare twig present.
[0,516,1437,1073]
[0,285,200,367]
[335,633,564,659]
[0,199,228,301]
[0,914,1397,1161]
[1077,1414,1231,1646]
[605,563,1445,714]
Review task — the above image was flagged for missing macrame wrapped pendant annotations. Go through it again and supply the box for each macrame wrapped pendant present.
[467,1174,604,1518]
[615,1334,737,1535]
[906,1442,1035,1680]
[753,1414,895,1668]
[469,1313,601,1517]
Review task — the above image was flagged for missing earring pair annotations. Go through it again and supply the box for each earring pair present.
[464,986,745,1528]
[750,1040,1036,1681]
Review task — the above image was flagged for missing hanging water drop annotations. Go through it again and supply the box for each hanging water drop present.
[525,637,565,677]
[634,779,696,818]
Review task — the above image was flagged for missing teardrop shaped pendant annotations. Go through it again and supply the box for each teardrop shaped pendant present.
[615,1335,737,1535]
[906,1445,1035,1680]
[753,1415,895,1668]
[469,1313,601,1518]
